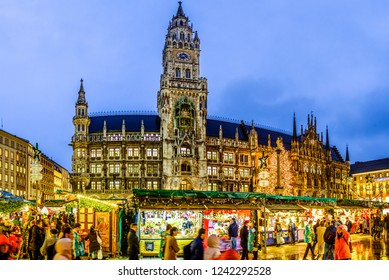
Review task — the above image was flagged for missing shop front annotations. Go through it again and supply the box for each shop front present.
[130,189,262,257]
[335,199,378,233]
[261,195,337,245]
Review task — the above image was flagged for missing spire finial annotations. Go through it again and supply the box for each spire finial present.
[176,1,185,17]
[325,125,330,150]
[346,144,350,162]
[293,112,297,142]
[76,78,87,104]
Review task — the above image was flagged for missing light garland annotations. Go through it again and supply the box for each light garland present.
[63,195,120,213]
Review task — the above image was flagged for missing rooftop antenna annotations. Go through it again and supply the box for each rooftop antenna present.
[1,117,3,129]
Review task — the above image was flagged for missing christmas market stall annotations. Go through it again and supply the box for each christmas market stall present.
[0,191,35,259]
[263,194,337,245]
[130,189,263,257]
[62,194,121,257]
[335,199,379,233]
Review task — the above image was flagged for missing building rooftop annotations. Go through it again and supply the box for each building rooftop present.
[351,158,389,174]
[88,113,345,163]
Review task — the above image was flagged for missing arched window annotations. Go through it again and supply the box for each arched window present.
[180,32,185,40]
[185,69,191,79]
[175,68,181,78]
[180,20,183,26]
[181,163,191,173]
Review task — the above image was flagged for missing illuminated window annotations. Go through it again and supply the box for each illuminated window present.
[224,167,234,178]
[109,164,120,174]
[180,146,191,156]
[128,164,139,175]
[207,151,218,161]
[208,183,218,191]
[128,147,139,157]
[223,152,234,163]
[207,166,217,176]
[240,169,250,178]
[146,148,158,157]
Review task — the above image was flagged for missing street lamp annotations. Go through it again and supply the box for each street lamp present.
[31,143,43,209]
[258,150,269,254]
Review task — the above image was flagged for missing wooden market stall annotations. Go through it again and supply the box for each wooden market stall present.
[130,189,264,257]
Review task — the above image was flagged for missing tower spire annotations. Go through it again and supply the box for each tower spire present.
[346,144,350,162]
[77,78,87,105]
[176,1,185,17]
[325,125,330,151]
[293,113,297,142]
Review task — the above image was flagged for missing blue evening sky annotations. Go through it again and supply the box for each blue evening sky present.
[1,0,389,171]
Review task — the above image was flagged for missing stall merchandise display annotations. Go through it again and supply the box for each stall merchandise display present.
[139,210,201,257]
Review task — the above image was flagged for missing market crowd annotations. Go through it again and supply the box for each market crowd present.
[0,212,103,260]
[300,213,389,260]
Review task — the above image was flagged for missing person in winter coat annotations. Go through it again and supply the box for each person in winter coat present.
[315,221,327,260]
[191,228,206,260]
[204,234,221,260]
[72,223,83,260]
[215,248,240,260]
[288,219,297,244]
[302,220,316,260]
[227,218,239,250]
[0,234,13,260]
[127,223,139,260]
[40,228,58,260]
[159,224,172,259]
[29,220,45,260]
[164,227,179,260]
[240,220,249,260]
[53,238,72,260]
[323,220,336,260]
[334,224,352,260]
[84,226,102,260]
[274,219,283,247]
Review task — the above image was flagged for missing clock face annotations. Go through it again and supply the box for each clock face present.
[177,52,190,61]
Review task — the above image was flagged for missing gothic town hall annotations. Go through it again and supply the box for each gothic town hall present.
[70,2,350,200]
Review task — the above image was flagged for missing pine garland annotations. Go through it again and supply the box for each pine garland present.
[65,198,116,213]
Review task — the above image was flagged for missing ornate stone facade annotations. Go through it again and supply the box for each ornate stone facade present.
[70,3,350,199]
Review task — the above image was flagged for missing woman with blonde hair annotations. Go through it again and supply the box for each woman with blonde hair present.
[204,234,221,260]
[164,227,179,260]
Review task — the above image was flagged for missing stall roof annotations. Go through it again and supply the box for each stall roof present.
[266,204,305,211]
[131,189,337,210]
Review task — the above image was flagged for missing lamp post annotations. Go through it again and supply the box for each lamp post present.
[31,143,43,209]
[365,174,374,229]
[259,170,270,254]
[258,150,269,254]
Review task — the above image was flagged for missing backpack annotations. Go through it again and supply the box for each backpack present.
[47,242,57,260]
[183,241,193,260]
[323,227,336,245]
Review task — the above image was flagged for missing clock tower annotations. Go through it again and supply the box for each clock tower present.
[157,2,208,190]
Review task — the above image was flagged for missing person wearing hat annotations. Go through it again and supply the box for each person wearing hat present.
[40,228,59,260]
[0,234,13,260]
[53,238,72,260]
[334,224,352,260]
